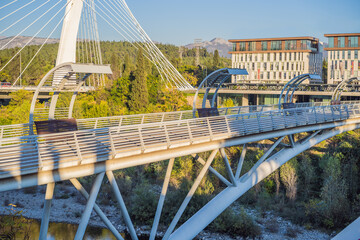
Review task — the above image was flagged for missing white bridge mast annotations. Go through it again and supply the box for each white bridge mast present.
[56,0,83,65]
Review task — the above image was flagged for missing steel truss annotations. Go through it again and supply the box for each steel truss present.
[34,121,360,240]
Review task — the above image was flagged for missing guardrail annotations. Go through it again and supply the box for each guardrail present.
[0,101,354,140]
[221,83,360,93]
[0,103,359,179]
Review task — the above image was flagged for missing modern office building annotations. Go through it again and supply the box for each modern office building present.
[228,37,323,83]
[324,33,360,84]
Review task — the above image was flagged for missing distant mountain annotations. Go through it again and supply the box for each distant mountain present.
[0,36,59,49]
[185,38,232,58]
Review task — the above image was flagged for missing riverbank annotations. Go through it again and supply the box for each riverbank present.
[0,184,331,239]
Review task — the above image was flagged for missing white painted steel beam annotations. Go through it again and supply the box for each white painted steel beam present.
[39,182,55,240]
[69,178,124,240]
[150,158,175,240]
[74,172,104,240]
[106,171,138,240]
[169,124,358,240]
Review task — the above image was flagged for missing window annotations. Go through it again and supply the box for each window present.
[328,37,334,48]
[270,41,282,50]
[248,41,256,51]
[255,54,258,61]
[355,50,358,59]
[338,37,345,48]
[249,54,252,61]
[279,53,282,61]
[263,63,267,70]
[270,63,273,70]
[285,40,297,50]
[337,51,340,59]
[267,53,270,61]
[232,43,237,51]
[267,72,270,79]
[348,36,358,47]
[239,42,246,51]
[345,61,348,70]
[262,41,267,51]
[342,51,345,59]
[274,53,276,61]
[348,50,351,59]
[289,53,292,61]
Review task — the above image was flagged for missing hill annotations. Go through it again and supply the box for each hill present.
[0,36,59,49]
[185,38,232,58]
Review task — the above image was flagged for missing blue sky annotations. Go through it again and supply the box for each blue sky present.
[126,0,360,45]
[1,0,360,46]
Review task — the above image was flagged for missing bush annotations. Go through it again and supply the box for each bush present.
[210,207,261,239]
[264,218,279,233]
[129,184,158,225]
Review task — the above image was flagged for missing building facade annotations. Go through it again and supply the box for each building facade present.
[228,37,323,83]
[324,33,360,84]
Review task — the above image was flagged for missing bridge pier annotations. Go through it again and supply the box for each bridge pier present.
[39,182,55,240]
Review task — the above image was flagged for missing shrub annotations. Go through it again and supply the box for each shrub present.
[210,207,261,239]
[264,218,279,233]
[129,184,157,225]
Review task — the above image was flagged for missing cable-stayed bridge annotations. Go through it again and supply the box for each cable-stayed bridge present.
[1,0,360,240]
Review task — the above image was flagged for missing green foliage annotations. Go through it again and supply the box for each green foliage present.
[210,207,261,239]
[128,49,149,112]
[280,158,298,201]
[0,204,32,239]
[129,183,157,225]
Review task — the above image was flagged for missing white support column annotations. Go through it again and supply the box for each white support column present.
[69,178,124,240]
[39,182,55,240]
[163,149,218,240]
[75,172,105,240]
[168,127,341,240]
[106,171,138,240]
[150,158,175,240]
[219,148,237,186]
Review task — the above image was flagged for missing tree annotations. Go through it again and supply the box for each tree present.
[280,158,298,201]
[128,49,149,112]
[213,50,220,68]
[322,59,328,83]
[122,53,132,78]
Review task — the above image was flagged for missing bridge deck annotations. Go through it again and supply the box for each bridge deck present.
[1,103,359,187]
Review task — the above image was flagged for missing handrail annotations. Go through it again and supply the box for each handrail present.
[0,101,356,139]
[1,103,359,179]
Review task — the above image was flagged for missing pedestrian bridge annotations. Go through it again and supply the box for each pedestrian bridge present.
[1,101,360,239]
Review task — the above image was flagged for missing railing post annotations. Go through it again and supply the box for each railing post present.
[73,132,83,164]
[322,106,326,121]
[330,105,335,121]
[138,126,145,152]
[108,130,116,158]
[313,106,318,123]
[186,121,193,144]
[164,124,171,149]
[206,118,213,140]
[94,119,98,129]
[256,112,261,132]
[224,116,231,135]
[36,139,43,170]
[345,105,350,119]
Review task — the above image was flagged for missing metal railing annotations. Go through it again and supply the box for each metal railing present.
[0,103,359,179]
[0,101,355,140]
